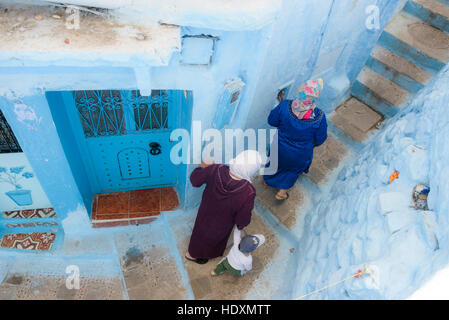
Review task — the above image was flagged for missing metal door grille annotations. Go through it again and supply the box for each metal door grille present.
[73,90,170,138]
[73,90,126,138]
[125,90,169,131]
[0,110,22,153]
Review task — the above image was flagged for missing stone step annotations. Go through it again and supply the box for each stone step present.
[351,80,398,118]
[404,0,449,33]
[305,135,348,185]
[378,31,445,74]
[330,97,384,142]
[357,67,412,107]
[384,12,449,64]
[253,175,304,231]
[369,45,432,91]
[365,56,423,94]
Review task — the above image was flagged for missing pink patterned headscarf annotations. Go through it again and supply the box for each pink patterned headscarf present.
[291,78,324,120]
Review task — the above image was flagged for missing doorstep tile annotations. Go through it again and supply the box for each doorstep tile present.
[96,192,129,215]
[129,189,160,214]
[160,187,179,211]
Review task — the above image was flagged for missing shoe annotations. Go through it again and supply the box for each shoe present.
[185,255,209,264]
[275,192,289,200]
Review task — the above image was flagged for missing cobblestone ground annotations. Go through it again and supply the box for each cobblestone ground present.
[0,274,125,300]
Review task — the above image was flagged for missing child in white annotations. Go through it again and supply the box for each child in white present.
[211,226,265,276]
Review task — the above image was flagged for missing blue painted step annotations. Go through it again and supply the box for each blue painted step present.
[404,0,449,34]
[365,56,425,94]
[351,81,400,118]
[378,32,445,74]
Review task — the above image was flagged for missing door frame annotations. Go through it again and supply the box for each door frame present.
[61,89,185,195]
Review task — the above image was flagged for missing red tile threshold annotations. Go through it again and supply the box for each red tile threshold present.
[91,187,179,228]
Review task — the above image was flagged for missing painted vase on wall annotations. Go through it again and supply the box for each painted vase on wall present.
[6,189,33,206]
[0,166,34,207]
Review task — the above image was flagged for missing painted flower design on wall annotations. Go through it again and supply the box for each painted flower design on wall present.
[0,166,34,190]
[0,166,34,206]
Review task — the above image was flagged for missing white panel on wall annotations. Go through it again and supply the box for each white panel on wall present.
[180,36,216,65]
[213,78,245,130]
[0,153,51,212]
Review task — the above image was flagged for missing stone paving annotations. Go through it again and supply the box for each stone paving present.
[165,209,281,300]
[0,208,293,300]
[330,97,383,142]
[305,135,349,185]
[0,273,125,300]
[116,230,188,300]
[253,175,304,231]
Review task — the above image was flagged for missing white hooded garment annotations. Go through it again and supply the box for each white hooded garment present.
[229,150,262,182]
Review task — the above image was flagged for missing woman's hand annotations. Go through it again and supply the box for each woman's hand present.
[200,158,214,168]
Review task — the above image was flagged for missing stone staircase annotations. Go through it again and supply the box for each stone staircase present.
[256,0,449,235]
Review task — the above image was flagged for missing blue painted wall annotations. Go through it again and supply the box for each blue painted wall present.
[0,94,85,221]
[45,91,93,216]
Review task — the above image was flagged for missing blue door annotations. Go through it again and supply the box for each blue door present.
[62,90,180,193]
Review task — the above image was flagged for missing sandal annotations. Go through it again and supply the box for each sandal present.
[185,255,209,264]
[275,192,289,200]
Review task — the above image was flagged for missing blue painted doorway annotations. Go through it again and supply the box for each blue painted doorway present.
[62,89,182,194]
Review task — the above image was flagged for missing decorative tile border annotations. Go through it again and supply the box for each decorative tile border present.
[0,232,56,251]
[2,208,57,219]
[5,221,59,228]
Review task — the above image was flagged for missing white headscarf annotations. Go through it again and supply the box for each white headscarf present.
[229,150,262,181]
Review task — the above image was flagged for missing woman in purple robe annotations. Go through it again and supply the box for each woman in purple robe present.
[185,150,262,264]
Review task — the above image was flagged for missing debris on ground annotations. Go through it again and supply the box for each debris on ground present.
[389,170,399,183]
[412,184,430,210]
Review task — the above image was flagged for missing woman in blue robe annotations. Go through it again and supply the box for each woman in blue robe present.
[264,78,328,200]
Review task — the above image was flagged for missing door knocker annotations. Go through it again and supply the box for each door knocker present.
[149,142,162,155]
